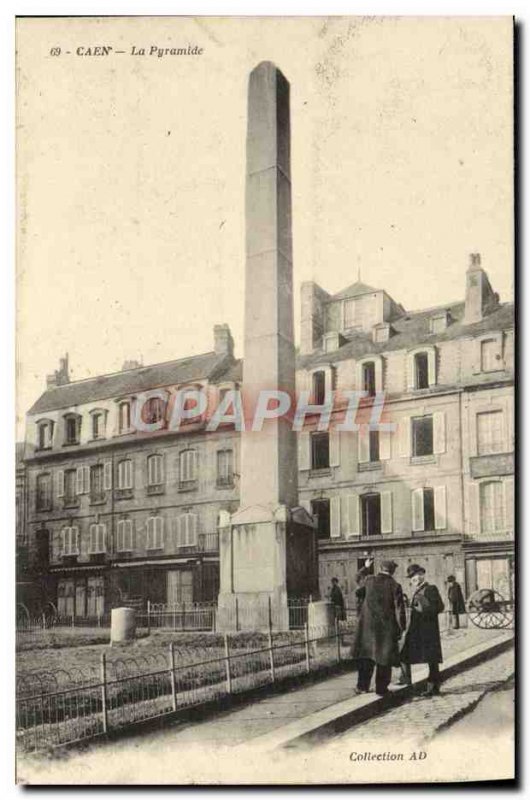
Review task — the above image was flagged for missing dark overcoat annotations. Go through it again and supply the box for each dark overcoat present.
[330,584,346,620]
[351,573,407,666]
[448,582,466,615]
[401,582,444,665]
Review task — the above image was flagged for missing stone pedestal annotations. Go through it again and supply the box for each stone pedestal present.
[307,600,335,635]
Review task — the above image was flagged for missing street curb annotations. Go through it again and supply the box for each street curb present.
[250,633,514,751]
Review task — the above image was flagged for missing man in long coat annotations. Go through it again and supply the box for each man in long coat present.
[329,577,346,621]
[351,560,407,696]
[446,575,466,629]
[401,563,445,697]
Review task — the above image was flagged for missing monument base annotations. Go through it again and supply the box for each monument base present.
[217,589,289,633]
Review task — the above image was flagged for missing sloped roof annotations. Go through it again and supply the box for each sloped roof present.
[331,280,379,301]
[297,301,514,368]
[28,351,233,415]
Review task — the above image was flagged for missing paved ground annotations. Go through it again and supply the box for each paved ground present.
[17,627,514,785]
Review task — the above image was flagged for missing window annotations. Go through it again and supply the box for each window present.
[361,493,381,537]
[481,339,498,372]
[117,519,133,552]
[362,362,376,397]
[62,526,79,556]
[37,421,53,450]
[344,298,356,328]
[118,401,131,433]
[174,513,198,548]
[143,397,164,425]
[147,454,165,487]
[146,516,164,550]
[90,464,104,501]
[89,523,107,553]
[369,429,380,462]
[117,459,133,490]
[412,416,434,457]
[430,314,448,334]
[311,432,330,470]
[414,352,429,390]
[480,481,504,534]
[179,449,197,485]
[412,487,447,532]
[477,411,505,456]
[64,414,80,445]
[312,371,326,405]
[36,473,52,511]
[91,413,105,440]
[311,499,330,540]
[217,449,234,487]
[64,469,77,504]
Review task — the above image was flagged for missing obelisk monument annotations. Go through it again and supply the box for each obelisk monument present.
[217,62,317,632]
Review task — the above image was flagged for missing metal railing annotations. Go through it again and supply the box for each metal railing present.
[16,620,353,754]
[143,602,216,631]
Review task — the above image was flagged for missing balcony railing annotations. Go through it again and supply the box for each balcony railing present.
[175,532,219,554]
[464,529,514,543]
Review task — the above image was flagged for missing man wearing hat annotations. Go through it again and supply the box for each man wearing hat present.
[330,577,346,621]
[401,564,445,697]
[446,575,466,630]
[351,559,407,696]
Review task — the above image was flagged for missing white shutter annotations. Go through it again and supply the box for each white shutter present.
[76,467,84,495]
[428,349,437,386]
[343,494,359,536]
[103,462,112,490]
[298,432,311,471]
[330,496,341,538]
[434,485,447,530]
[379,429,391,461]
[467,482,480,535]
[433,412,446,454]
[412,488,424,532]
[504,477,514,533]
[358,427,370,463]
[56,470,64,497]
[72,526,80,554]
[329,431,340,467]
[83,466,90,494]
[406,354,415,390]
[380,491,393,534]
[399,416,410,457]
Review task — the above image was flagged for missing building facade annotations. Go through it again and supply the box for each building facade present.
[20,256,514,617]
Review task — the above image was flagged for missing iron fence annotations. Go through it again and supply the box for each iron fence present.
[16,620,354,753]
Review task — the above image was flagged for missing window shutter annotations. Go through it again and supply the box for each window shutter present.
[358,427,370,463]
[83,466,90,494]
[329,431,340,467]
[56,470,64,497]
[343,494,359,536]
[379,429,391,460]
[406,355,415,390]
[73,526,80,554]
[504,477,514,532]
[103,462,112,490]
[467,482,480,535]
[428,349,436,386]
[412,488,424,532]
[434,485,447,530]
[76,467,84,495]
[433,412,446,454]
[298,432,311,471]
[330,496,341,538]
[399,416,410,457]
[380,491,393,534]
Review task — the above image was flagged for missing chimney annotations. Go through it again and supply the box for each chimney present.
[121,359,143,371]
[464,253,499,324]
[46,354,70,388]
[214,324,234,358]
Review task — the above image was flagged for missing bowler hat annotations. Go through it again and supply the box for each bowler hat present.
[447,575,456,582]
[380,559,398,573]
[406,563,426,579]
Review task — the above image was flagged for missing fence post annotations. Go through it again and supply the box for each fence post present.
[41,612,46,630]
[71,614,75,629]
[335,617,341,663]
[224,634,232,694]
[169,642,177,712]
[235,597,239,632]
[100,653,109,735]
[183,602,186,632]
[304,622,311,674]
[147,599,151,634]
[268,628,276,684]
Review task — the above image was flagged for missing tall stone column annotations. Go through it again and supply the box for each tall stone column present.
[217,62,317,632]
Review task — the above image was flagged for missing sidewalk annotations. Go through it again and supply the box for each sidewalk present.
[18,626,513,784]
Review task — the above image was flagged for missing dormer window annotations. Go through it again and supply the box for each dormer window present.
[415,353,429,390]
[143,397,165,425]
[37,420,54,450]
[430,312,450,334]
[407,346,437,391]
[63,414,81,445]
[90,410,107,440]
[118,401,131,433]
[373,324,391,344]
[481,338,499,372]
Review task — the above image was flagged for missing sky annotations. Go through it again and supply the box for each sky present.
[16,16,514,436]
